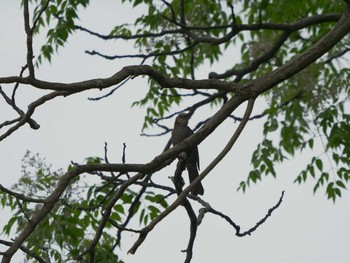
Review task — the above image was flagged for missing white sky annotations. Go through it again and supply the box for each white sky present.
[1,1,350,263]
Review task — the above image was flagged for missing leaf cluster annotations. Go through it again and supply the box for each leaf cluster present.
[0,152,169,262]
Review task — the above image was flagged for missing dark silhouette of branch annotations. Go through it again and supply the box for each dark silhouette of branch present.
[111,173,152,252]
[75,157,176,261]
[75,172,146,261]
[224,31,291,80]
[11,64,28,104]
[75,24,183,40]
[122,142,127,164]
[16,198,31,222]
[140,122,172,137]
[237,191,285,236]
[229,91,302,122]
[324,47,350,63]
[23,0,35,77]
[85,43,197,60]
[0,184,45,203]
[0,66,236,92]
[88,76,131,101]
[196,191,285,236]
[0,85,40,130]
[81,13,340,73]
[108,219,143,234]
[0,90,71,142]
[32,0,51,32]
[160,0,178,24]
[173,160,198,263]
[76,13,340,41]
[0,240,47,263]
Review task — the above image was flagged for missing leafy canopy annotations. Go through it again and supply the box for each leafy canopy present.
[2,0,350,262]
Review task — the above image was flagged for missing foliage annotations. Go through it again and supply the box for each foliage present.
[19,0,350,205]
[2,0,350,261]
[0,151,168,262]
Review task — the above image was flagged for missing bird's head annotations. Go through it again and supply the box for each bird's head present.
[174,112,191,126]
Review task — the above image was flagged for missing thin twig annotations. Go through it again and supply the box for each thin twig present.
[0,184,45,203]
[196,191,285,237]
[23,0,35,77]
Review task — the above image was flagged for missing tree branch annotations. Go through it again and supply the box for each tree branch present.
[128,98,255,255]
[0,91,71,142]
[0,239,47,263]
[0,85,40,130]
[23,0,35,78]
[196,191,285,236]
[0,184,45,203]
[0,66,236,92]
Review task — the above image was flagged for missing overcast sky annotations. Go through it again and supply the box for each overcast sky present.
[1,1,350,263]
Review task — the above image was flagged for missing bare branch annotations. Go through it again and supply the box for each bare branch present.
[160,0,177,24]
[75,24,183,40]
[0,239,47,263]
[196,191,285,237]
[112,173,152,251]
[237,191,285,237]
[81,13,340,68]
[0,66,236,92]
[0,85,40,130]
[16,199,31,222]
[23,0,35,77]
[0,91,71,142]
[77,13,340,41]
[108,219,143,233]
[324,47,350,63]
[32,0,51,32]
[220,31,291,80]
[172,160,198,263]
[88,76,132,101]
[11,64,28,103]
[0,184,45,203]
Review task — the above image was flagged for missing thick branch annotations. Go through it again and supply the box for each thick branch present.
[0,240,47,263]
[0,66,235,92]
[253,6,350,94]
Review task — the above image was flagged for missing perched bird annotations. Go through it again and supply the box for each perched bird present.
[171,113,204,196]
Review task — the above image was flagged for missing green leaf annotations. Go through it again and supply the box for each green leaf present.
[114,204,125,214]
[2,216,16,235]
[336,180,346,189]
[110,212,122,222]
[85,157,103,165]
[315,159,323,172]
[139,208,145,225]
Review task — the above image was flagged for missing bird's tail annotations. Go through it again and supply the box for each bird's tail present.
[186,163,204,196]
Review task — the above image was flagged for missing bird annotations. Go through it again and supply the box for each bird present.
[171,112,204,196]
